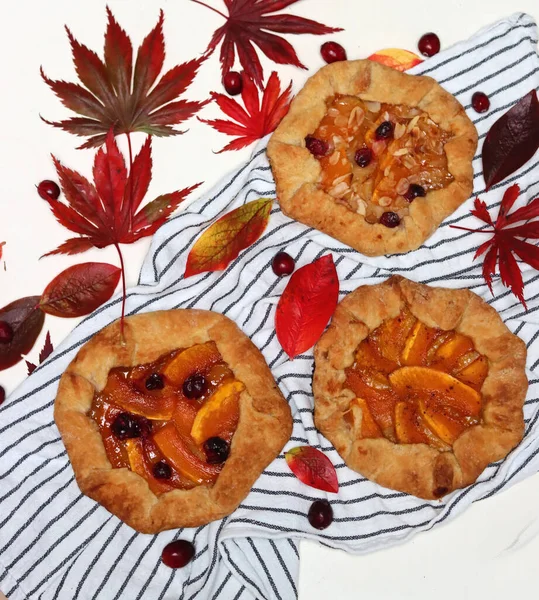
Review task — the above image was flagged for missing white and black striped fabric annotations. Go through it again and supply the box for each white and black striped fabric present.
[1,12,539,600]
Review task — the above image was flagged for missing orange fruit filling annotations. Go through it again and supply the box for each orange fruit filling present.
[344,311,489,449]
[309,95,453,226]
[88,341,242,495]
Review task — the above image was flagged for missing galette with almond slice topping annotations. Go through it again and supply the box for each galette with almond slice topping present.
[54,310,292,533]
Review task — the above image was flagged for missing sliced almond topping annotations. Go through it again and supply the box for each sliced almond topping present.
[394,122,406,140]
[393,148,409,157]
[328,181,350,198]
[379,195,393,207]
[396,177,410,195]
[328,107,340,117]
[384,166,391,177]
[365,101,381,113]
[335,115,349,128]
[329,151,340,165]
[403,155,417,169]
[356,199,367,216]
[407,115,420,133]
[333,174,352,185]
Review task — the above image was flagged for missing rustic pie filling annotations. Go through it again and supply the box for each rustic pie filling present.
[308,94,454,227]
[88,341,243,495]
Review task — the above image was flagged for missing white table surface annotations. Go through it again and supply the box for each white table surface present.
[1,1,539,598]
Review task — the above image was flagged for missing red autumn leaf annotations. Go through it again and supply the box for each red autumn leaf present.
[482,90,539,190]
[200,71,292,152]
[0,241,5,260]
[40,263,121,318]
[0,297,45,371]
[275,254,339,358]
[192,0,342,88]
[367,48,423,72]
[41,7,208,148]
[285,446,339,493]
[185,198,272,277]
[451,184,539,307]
[26,331,54,375]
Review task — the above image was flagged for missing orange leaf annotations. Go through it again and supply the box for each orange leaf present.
[285,446,338,493]
[185,199,272,277]
[368,48,423,72]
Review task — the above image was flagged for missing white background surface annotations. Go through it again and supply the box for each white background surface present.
[1,1,539,598]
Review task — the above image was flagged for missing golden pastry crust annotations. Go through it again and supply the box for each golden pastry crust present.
[313,276,527,499]
[55,310,292,533]
[267,60,478,256]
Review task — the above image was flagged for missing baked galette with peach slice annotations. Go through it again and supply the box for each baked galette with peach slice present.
[267,60,478,256]
[55,310,292,533]
[313,276,527,499]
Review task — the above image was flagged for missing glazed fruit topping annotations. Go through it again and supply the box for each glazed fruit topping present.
[272,251,295,276]
[472,91,490,113]
[308,499,333,530]
[404,184,426,201]
[305,135,330,158]
[183,374,207,399]
[112,412,143,440]
[380,212,400,228]
[375,121,394,140]
[223,71,243,96]
[161,540,195,568]
[153,460,172,479]
[145,373,164,390]
[0,321,13,344]
[203,436,230,464]
[37,180,61,201]
[355,147,373,168]
[321,41,347,64]
[418,33,441,57]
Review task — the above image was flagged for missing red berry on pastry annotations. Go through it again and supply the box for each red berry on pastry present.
[305,136,330,158]
[375,121,394,140]
[153,461,172,479]
[111,413,142,440]
[380,212,400,228]
[203,436,230,464]
[355,147,373,168]
[145,373,164,390]
[404,184,426,202]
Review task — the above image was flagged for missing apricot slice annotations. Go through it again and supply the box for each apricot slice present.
[171,396,198,437]
[371,308,417,364]
[163,342,222,387]
[395,402,431,445]
[354,339,399,374]
[153,423,221,484]
[456,355,489,391]
[351,398,383,438]
[430,333,475,373]
[190,380,244,444]
[389,366,481,417]
[126,438,175,495]
[418,398,477,445]
[401,322,443,366]
[89,397,129,468]
[103,372,176,420]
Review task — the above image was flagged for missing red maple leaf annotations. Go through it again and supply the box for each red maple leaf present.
[451,184,539,308]
[41,7,208,148]
[43,129,200,322]
[200,71,292,151]
[26,331,54,375]
[192,0,342,87]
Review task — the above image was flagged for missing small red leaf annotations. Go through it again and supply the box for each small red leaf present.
[496,184,520,227]
[40,263,121,318]
[482,90,539,190]
[0,297,45,371]
[285,446,339,493]
[185,199,272,277]
[39,331,54,364]
[471,197,494,226]
[26,360,37,375]
[275,255,339,358]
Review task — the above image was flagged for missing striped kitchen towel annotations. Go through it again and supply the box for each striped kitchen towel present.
[1,12,539,600]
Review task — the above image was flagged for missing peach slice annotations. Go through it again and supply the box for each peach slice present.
[103,372,176,420]
[389,366,482,417]
[395,402,431,445]
[430,332,475,373]
[89,397,129,468]
[354,339,399,374]
[455,355,489,391]
[190,380,244,445]
[351,398,383,438]
[401,322,443,366]
[171,396,198,437]
[163,342,222,387]
[153,423,221,484]
[418,398,478,445]
[371,308,417,364]
[126,438,175,495]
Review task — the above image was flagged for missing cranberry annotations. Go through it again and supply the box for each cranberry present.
[111,413,141,440]
[404,184,426,202]
[308,499,333,530]
[380,212,400,228]
[0,386,5,406]
[223,71,243,96]
[0,321,13,344]
[418,33,441,57]
[472,91,490,113]
[203,437,230,464]
[183,374,207,399]
[375,121,394,140]
[321,41,347,64]
[37,180,61,201]
[153,461,172,479]
[305,136,329,158]
[145,373,164,390]
[355,147,373,168]
[272,252,295,276]
[161,540,195,568]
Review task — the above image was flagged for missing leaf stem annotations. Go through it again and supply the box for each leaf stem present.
[450,225,495,233]
[114,242,127,343]
[190,0,227,19]
[126,132,134,233]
